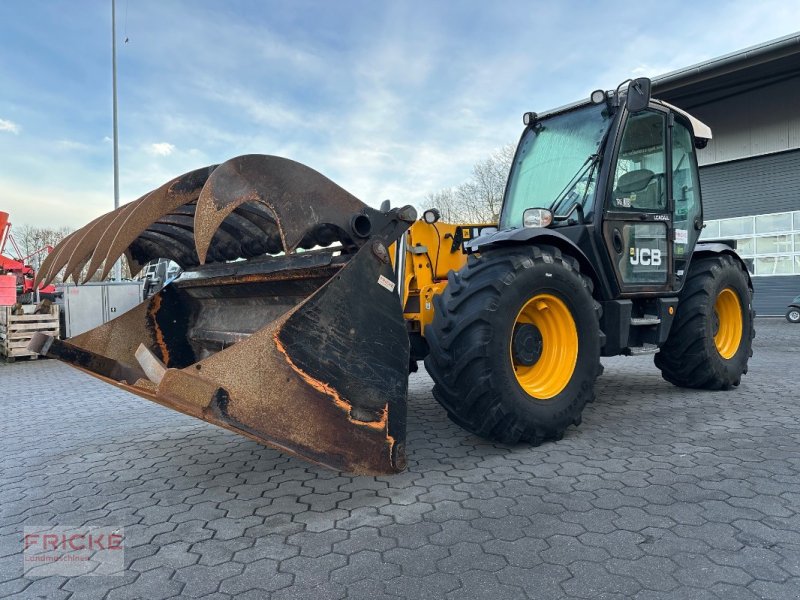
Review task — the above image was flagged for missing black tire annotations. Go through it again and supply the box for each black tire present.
[787,308,800,324]
[655,253,754,390]
[423,245,602,445]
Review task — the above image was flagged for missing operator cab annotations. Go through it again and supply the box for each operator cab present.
[497,78,712,300]
[422,79,751,449]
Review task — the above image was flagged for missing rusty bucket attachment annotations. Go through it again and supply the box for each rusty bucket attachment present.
[32,155,416,474]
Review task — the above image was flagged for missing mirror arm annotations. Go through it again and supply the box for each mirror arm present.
[613,79,632,108]
[552,202,584,224]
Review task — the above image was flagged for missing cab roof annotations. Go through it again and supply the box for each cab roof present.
[654,100,712,140]
[534,97,713,141]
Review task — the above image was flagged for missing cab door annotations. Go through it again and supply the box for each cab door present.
[602,107,674,294]
[670,116,703,288]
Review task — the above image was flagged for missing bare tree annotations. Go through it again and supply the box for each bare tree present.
[7,224,72,273]
[423,188,462,224]
[424,144,515,224]
[7,222,139,282]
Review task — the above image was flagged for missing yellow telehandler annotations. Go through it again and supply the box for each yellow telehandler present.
[32,78,754,474]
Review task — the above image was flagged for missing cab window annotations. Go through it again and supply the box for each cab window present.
[672,117,702,278]
[610,111,667,211]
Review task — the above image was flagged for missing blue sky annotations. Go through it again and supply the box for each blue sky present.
[1,0,799,229]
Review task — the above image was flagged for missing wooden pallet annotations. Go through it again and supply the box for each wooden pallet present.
[0,304,60,362]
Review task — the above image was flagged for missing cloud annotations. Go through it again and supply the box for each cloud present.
[200,85,314,131]
[148,142,176,156]
[0,118,20,134]
[55,139,91,151]
[2,0,799,227]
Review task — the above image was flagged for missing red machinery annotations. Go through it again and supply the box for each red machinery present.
[0,211,56,304]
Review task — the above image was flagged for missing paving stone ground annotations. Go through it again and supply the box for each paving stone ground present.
[1,317,799,599]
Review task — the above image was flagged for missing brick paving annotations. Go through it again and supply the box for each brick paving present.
[1,317,799,599]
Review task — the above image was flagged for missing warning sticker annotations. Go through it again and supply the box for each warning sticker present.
[377,274,396,292]
[615,197,632,208]
[675,229,688,244]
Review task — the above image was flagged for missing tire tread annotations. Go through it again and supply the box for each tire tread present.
[655,254,754,390]
[424,245,602,444]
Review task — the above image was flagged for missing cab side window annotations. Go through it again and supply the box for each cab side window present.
[672,118,701,278]
[610,111,667,211]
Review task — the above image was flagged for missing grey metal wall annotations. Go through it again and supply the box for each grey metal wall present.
[698,149,800,220]
[689,75,800,167]
[752,275,800,317]
[698,150,799,316]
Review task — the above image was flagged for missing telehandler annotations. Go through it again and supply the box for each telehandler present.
[32,78,754,474]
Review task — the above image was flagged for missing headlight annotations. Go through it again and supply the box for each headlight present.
[523,208,553,228]
[590,89,606,104]
[422,208,441,224]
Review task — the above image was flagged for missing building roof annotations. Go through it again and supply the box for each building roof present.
[530,33,800,123]
[652,32,800,108]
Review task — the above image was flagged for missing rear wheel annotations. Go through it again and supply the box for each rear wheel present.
[787,308,800,324]
[655,254,754,389]
[424,245,602,445]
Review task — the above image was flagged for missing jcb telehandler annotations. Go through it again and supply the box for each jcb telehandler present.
[33,78,754,474]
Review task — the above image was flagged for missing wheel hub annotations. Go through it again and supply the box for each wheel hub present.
[713,287,743,360]
[510,294,578,400]
[512,323,543,366]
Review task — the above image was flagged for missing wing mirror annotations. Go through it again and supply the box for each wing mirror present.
[626,77,652,112]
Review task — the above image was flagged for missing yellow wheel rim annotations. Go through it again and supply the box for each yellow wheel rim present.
[713,287,743,360]
[511,294,578,400]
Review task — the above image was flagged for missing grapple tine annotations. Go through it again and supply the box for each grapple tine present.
[41,203,139,287]
[90,166,216,282]
[194,155,366,264]
[35,229,76,288]
[123,250,146,279]
[78,201,142,283]
[62,195,147,283]
[39,207,118,287]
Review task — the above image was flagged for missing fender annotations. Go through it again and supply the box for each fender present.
[691,241,753,289]
[466,226,603,294]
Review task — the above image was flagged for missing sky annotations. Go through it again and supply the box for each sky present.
[1,0,799,230]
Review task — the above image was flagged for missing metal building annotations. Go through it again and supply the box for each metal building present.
[653,33,800,316]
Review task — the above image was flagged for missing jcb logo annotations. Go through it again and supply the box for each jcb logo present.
[630,248,662,266]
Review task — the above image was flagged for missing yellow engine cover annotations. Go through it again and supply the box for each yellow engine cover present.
[393,220,495,334]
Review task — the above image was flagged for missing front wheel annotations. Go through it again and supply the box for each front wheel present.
[424,245,602,445]
[787,308,800,324]
[655,254,754,389]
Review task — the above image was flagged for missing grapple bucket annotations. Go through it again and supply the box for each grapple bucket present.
[31,156,416,474]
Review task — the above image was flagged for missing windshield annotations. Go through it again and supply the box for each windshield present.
[501,103,613,228]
